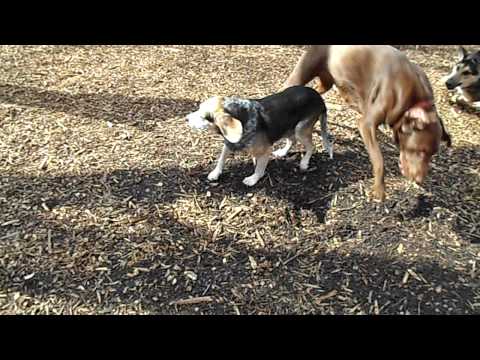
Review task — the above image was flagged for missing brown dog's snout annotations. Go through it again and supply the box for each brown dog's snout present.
[399,151,429,185]
[411,167,427,184]
[403,165,427,184]
[414,175,425,185]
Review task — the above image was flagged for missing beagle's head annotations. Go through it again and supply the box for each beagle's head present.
[186,96,243,143]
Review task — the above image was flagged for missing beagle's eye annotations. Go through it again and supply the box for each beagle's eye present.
[462,70,471,76]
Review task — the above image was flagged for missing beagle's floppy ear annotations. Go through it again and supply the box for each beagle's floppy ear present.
[214,113,243,143]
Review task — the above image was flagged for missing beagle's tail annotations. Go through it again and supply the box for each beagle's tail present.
[319,112,334,159]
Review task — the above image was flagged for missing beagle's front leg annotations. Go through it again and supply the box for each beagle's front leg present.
[208,144,231,181]
[243,153,270,187]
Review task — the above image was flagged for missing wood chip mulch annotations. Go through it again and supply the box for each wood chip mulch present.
[0,45,479,314]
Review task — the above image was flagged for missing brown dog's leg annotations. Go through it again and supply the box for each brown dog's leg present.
[312,72,335,94]
[358,116,386,201]
[281,53,315,90]
[281,46,330,91]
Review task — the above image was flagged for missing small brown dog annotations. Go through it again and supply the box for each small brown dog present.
[282,45,452,201]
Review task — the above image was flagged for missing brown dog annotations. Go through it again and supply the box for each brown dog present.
[282,45,452,201]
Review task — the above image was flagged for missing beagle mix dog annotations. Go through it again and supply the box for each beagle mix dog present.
[186,86,333,186]
[282,45,452,201]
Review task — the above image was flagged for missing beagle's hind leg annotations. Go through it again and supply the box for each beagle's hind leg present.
[319,112,334,159]
[295,118,316,171]
[272,136,296,158]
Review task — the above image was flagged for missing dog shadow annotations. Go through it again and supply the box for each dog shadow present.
[220,151,364,223]
[0,83,198,131]
[422,144,480,243]
[183,134,480,244]
[2,136,478,247]
[2,141,479,313]
[1,210,477,314]
[184,135,399,223]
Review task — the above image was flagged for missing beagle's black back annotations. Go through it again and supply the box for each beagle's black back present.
[258,86,326,143]
[223,86,326,147]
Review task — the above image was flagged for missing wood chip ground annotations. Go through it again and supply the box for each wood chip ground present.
[0,45,479,314]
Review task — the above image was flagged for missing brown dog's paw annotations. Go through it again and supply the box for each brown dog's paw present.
[371,186,386,202]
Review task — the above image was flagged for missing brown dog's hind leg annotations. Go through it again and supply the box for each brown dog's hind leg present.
[281,46,332,91]
[312,72,334,95]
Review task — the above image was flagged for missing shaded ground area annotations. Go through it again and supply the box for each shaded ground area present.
[0,45,479,314]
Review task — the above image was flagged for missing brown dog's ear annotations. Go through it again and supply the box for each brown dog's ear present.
[458,46,468,61]
[442,129,452,147]
[404,106,434,131]
[214,113,243,143]
[438,116,452,147]
[401,118,415,134]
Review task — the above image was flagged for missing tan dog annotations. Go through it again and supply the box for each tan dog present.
[282,45,452,201]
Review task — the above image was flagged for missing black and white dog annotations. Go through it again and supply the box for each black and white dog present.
[445,46,480,108]
[186,86,333,186]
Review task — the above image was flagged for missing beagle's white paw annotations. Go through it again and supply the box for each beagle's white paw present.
[242,175,260,187]
[272,148,289,158]
[207,169,221,181]
[326,142,334,159]
[299,160,309,172]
